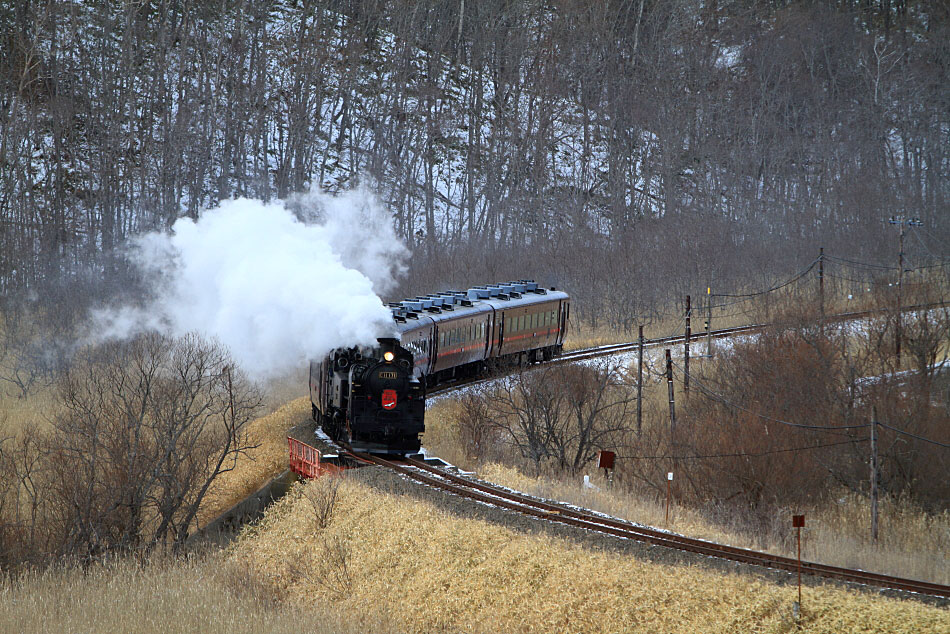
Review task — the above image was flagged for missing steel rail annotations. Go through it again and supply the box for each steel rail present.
[397,457,950,598]
[349,451,950,598]
[342,300,950,598]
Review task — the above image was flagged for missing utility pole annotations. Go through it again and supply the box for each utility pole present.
[870,407,879,543]
[665,348,676,470]
[706,286,712,358]
[888,216,922,365]
[684,295,690,396]
[637,325,644,437]
[818,247,825,335]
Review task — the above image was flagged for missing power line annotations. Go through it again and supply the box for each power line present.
[877,422,950,450]
[824,255,896,270]
[823,272,888,285]
[710,259,818,299]
[670,360,870,432]
[617,438,868,461]
[910,225,950,261]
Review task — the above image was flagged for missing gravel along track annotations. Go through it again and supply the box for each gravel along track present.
[346,452,950,605]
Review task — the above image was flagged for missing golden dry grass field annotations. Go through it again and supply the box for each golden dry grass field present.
[228,475,949,634]
[0,552,396,634]
[475,463,950,588]
[198,396,312,525]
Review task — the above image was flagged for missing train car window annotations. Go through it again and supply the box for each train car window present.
[530,313,536,329]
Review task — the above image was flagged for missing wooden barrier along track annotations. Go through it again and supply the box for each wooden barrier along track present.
[346,452,950,599]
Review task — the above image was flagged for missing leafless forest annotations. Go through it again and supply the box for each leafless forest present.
[1,1,948,323]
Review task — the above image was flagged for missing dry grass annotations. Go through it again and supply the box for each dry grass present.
[0,552,393,634]
[230,476,949,634]
[476,464,950,586]
[198,397,311,525]
[478,462,742,544]
[808,493,950,585]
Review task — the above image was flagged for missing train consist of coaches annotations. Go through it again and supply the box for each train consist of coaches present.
[310,280,570,454]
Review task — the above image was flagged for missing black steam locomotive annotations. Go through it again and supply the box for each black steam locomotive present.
[310,280,570,454]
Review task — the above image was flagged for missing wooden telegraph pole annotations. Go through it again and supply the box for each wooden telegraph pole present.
[889,216,923,365]
[706,286,712,357]
[637,325,644,437]
[665,348,676,469]
[871,407,879,543]
[684,295,690,396]
[819,247,824,335]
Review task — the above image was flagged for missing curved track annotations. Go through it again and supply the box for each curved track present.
[348,452,950,599]
[347,302,950,599]
[298,302,950,598]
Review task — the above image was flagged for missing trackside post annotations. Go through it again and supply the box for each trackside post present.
[793,514,805,612]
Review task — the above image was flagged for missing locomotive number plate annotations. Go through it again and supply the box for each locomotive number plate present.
[378,371,398,379]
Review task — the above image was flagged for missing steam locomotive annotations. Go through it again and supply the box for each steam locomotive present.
[310,280,570,454]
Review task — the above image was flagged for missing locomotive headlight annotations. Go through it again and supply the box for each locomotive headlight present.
[383,351,395,362]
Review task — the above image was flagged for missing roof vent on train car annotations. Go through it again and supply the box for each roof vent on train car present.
[433,294,456,310]
[402,300,423,312]
[388,303,408,322]
[519,280,540,292]
[506,281,528,293]
[451,292,473,306]
[467,288,491,300]
[487,285,511,300]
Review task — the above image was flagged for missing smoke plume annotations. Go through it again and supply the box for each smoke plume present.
[92,188,407,378]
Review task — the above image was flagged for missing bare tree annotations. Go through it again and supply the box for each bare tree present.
[477,360,637,474]
[49,332,261,558]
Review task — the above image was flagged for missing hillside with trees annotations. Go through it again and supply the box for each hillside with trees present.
[2,1,948,326]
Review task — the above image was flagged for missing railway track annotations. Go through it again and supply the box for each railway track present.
[429,300,949,396]
[295,302,950,599]
[348,451,950,599]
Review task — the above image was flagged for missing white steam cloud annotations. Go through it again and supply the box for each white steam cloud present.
[93,188,407,378]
